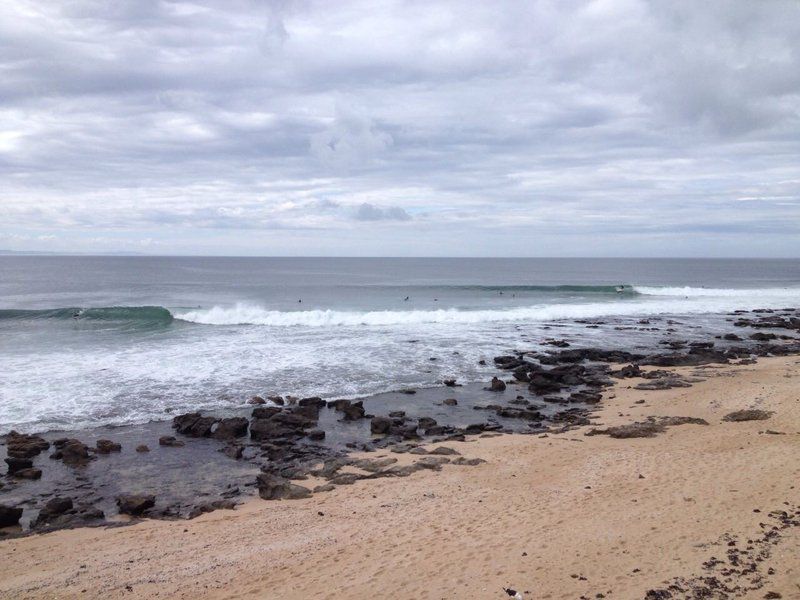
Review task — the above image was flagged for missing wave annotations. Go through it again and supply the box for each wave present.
[0,306,174,325]
[416,284,635,294]
[633,286,800,298]
[174,292,796,328]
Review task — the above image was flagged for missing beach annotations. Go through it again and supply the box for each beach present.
[2,353,798,599]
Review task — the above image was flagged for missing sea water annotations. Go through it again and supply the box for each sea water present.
[1,256,799,432]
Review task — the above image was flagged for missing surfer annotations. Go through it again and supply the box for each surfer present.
[404,296,409,301]
[615,285,626,293]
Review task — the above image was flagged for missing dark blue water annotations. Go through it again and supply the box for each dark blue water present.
[1,257,799,432]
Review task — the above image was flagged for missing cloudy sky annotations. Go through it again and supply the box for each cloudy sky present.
[1,0,799,256]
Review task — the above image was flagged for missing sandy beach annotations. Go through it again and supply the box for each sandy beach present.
[1,355,798,599]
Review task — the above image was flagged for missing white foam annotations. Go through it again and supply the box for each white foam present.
[633,285,800,298]
[175,290,800,328]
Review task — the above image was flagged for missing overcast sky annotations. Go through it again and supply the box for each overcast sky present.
[1,0,799,256]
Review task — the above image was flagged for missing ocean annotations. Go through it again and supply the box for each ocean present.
[1,256,799,433]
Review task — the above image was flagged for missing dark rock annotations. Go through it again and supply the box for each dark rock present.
[221,444,244,459]
[95,439,122,454]
[443,379,457,387]
[306,429,326,441]
[135,444,150,453]
[267,395,285,405]
[0,504,23,527]
[723,409,773,422]
[370,416,393,435]
[398,388,417,395]
[487,377,506,392]
[116,494,155,515]
[4,456,33,475]
[610,364,642,379]
[251,406,282,419]
[212,417,249,440]
[750,332,777,341]
[172,412,218,437]
[635,378,692,390]
[388,411,406,418]
[12,467,42,479]
[429,446,460,456]
[248,395,266,404]
[723,333,742,341]
[60,440,92,465]
[5,431,50,459]
[256,474,311,500]
[158,436,185,447]
[418,417,437,430]
[443,398,458,406]
[452,457,486,466]
[299,396,326,408]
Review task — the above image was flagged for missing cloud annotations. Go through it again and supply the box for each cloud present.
[353,202,411,222]
[0,0,798,256]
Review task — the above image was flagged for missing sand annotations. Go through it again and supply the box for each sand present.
[1,356,798,599]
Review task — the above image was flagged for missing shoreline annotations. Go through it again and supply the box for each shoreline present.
[0,355,799,597]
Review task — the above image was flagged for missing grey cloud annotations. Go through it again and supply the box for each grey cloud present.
[353,203,411,222]
[0,0,798,256]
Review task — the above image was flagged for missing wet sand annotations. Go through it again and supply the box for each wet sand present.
[1,355,799,599]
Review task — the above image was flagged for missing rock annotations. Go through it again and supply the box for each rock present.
[158,436,185,447]
[338,400,365,421]
[313,484,336,493]
[429,446,460,456]
[5,431,50,459]
[443,398,458,406]
[418,417,437,430]
[452,457,485,466]
[249,395,266,404]
[95,439,122,454]
[487,377,506,392]
[172,412,218,437]
[370,416,393,435]
[0,504,23,527]
[135,444,150,453]
[298,397,326,408]
[221,444,244,459]
[443,379,457,387]
[251,406,282,419]
[723,409,773,422]
[38,497,73,522]
[256,474,311,500]
[116,494,156,515]
[5,456,33,475]
[750,332,777,341]
[723,333,742,341]
[13,467,42,479]
[187,500,237,519]
[212,417,249,440]
[55,439,92,465]
[306,429,325,441]
[267,395,285,405]
[610,364,642,379]
[635,378,692,390]
[388,411,406,418]
[398,388,417,395]
[329,473,362,485]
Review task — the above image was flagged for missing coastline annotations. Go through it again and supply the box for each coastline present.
[1,354,798,599]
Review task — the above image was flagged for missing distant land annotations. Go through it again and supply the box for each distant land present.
[0,249,145,256]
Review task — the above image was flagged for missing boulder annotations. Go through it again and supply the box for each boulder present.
[487,377,506,392]
[443,398,458,406]
[116,494,155,515]
[248,396,266,404]
[60,440,92,465]
[95,439,121,454]
[212,417,249,440]
[306,429,325,441]
[256,474,311,500]
[5,431,50,459]
[251,406,282,419]
[0,504,23,527]
[4,456,33,475]
[370,416,392,435]
[135,444,150,453]
[158,436,185,447]
[13,468,42,479]
[172,412,218,437]
[418,417,437,430]
[298,397,326,408]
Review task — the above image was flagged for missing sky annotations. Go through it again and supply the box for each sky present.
[1,0,799,257]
